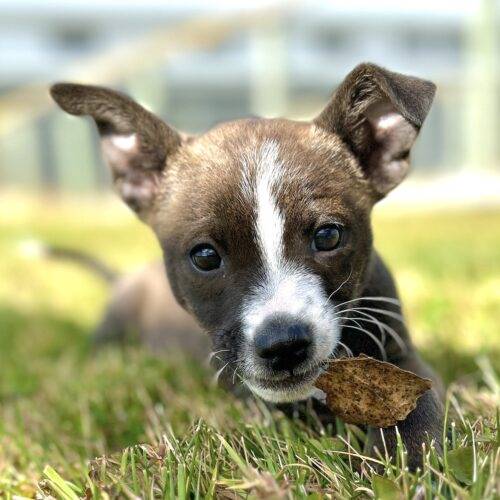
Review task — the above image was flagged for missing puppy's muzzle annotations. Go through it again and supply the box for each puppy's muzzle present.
[254,315,313,372]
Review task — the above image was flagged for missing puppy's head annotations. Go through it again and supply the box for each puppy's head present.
[51,63,435,402]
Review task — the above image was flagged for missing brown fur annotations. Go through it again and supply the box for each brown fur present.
[93,261,207,357]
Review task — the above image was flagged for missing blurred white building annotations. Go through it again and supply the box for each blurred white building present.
[0,0,499,191]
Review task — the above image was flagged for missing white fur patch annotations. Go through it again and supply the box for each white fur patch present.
[239,140,340,403]
[254,141,285,273]
[242,264,339,360]
[376,113,402,130]
[246,381,320,403]
[110,133,137,151]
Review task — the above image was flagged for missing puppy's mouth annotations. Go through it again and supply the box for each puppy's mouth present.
[243,362,327,404]
[250,364,320,389]
[242,351,342,403]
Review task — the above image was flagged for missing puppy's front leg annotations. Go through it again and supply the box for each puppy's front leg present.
[365,353,445,471]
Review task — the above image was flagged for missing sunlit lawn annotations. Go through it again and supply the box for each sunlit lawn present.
[0,194,498,498]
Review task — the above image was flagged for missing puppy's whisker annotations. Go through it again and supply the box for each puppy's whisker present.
[232,366,244,386]
[333,296,401,310]
[341,322,388,361]
[339,316,376,338]
[336,306,404,323]
[343,315,391,356]
[211,361,231,387]
[322,265,353,307]
[337,341,354,358]
[206,349,230,364]
[337,312,408,355]
[339,314,386,346]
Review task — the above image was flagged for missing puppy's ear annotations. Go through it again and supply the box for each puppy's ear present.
[50,83,182,221]
[314,63,435,197]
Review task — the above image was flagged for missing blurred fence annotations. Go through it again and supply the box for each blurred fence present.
[0,2,499,192]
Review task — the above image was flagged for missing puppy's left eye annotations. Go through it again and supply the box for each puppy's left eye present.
[190,244,222,271]
[312,224,343,252]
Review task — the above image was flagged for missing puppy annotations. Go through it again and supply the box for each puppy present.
[51,63,444,469]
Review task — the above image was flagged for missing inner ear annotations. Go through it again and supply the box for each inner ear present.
[99,131,160,213]
[314,63,435,198]
[100,132,140,174]
[364,101,417,194]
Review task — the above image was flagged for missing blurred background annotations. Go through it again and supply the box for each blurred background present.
[0,1,499,494]
[1,0,500,201]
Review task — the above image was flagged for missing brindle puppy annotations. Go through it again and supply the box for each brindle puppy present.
[51,63,444,470]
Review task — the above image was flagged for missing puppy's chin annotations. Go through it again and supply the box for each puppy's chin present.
[245,380,323,403]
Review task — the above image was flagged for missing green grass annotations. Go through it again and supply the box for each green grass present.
[0,196,499,498]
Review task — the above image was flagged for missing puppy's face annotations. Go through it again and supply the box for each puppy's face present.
[51,63,435,402]
[157,120,372,401]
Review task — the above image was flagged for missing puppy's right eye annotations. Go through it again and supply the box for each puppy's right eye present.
[190,244,221,272]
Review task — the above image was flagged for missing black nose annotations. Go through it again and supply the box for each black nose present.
[254,316,313,371]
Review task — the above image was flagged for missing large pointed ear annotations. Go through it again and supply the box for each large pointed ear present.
[50,83,182,220]
[314,63,435,198]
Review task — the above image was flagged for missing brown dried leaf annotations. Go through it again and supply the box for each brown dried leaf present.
[314,355,432,428]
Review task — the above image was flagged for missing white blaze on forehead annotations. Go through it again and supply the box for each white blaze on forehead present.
[253,140,285,273]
